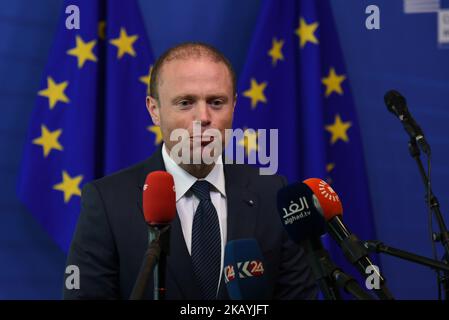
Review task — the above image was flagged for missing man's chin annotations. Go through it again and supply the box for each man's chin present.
[190,144,222,164]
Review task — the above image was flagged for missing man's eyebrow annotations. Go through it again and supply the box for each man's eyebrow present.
[206,95,229,101]
[171,94,198,103]
[171,94,229,103]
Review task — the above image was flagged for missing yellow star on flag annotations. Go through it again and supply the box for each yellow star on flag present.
[98,21,106,40]
[238,129,259,156]
[243,78,268,109]
[109,27,138,59]
[326,163,335,173]
[38,76,70,110]
[148,125,163,145]
[53,170,83,203]
[32,125,63,157]
[322,67,346,97]
[295,17,319,48]
[325,114,352,144]
[140,65,153,88]
[268,38,284,66]
[67,35,97,68]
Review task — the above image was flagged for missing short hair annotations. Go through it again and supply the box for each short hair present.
[148,42,236,100]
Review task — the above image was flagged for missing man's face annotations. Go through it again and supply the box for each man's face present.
[147,57,235,160]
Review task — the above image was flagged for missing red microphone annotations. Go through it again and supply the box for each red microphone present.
[303,178,343,220]
[303,178,394,300]
[130,171,176,300]
[143,171,176,225]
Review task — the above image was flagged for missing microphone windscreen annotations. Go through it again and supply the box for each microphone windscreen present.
[303,178,342,221]
[223,239,269,300]
[143,171,176,225]
[384,89,406,115]
[276,182,326,243]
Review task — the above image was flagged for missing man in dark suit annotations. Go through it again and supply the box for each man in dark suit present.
[63,42,318,300]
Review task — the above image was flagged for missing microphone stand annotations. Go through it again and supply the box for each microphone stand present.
[332,269,375,301]
[364,240,449,273]
[304,239,374,300]
[304,239,341,300]
[408,138,449,299]
[130,240,161,300]
[130,224,170,300]
[150,224,170,300]
[327,221,394,300]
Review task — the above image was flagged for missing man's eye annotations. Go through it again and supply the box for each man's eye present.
[178,100,192,107]
[210,100,224,108]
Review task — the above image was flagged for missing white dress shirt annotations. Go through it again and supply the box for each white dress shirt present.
[161,144,227,292]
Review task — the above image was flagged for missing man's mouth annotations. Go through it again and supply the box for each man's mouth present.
[190,136,215,146]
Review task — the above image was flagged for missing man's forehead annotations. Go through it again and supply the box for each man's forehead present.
[158,58,232,89]
[161,57,228,76]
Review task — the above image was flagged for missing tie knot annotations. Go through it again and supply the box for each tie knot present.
[191,180,211,201]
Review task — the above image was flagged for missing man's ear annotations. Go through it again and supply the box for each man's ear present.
[146,96,161,126]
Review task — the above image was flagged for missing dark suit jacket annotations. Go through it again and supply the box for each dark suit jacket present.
[63,148,318,299]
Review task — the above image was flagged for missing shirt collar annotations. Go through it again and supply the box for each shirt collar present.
[161,143,226,201]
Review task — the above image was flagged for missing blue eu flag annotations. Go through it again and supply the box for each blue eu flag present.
[234,0,378,294]
[17,0,158,252]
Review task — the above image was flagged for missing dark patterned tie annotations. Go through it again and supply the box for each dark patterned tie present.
[191,180,221,300]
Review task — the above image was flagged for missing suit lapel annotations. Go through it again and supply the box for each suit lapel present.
[136,146,201,299]
[224,164,259,241]
[217,164,260,299]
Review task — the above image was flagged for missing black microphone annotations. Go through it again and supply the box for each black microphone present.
[303,178,394,300]
[277,182,374,300]
[384,90,431,156]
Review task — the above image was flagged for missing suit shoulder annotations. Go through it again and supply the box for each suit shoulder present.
[87,158,148,193]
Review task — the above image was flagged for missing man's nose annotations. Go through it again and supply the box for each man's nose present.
[195,101,211,126]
